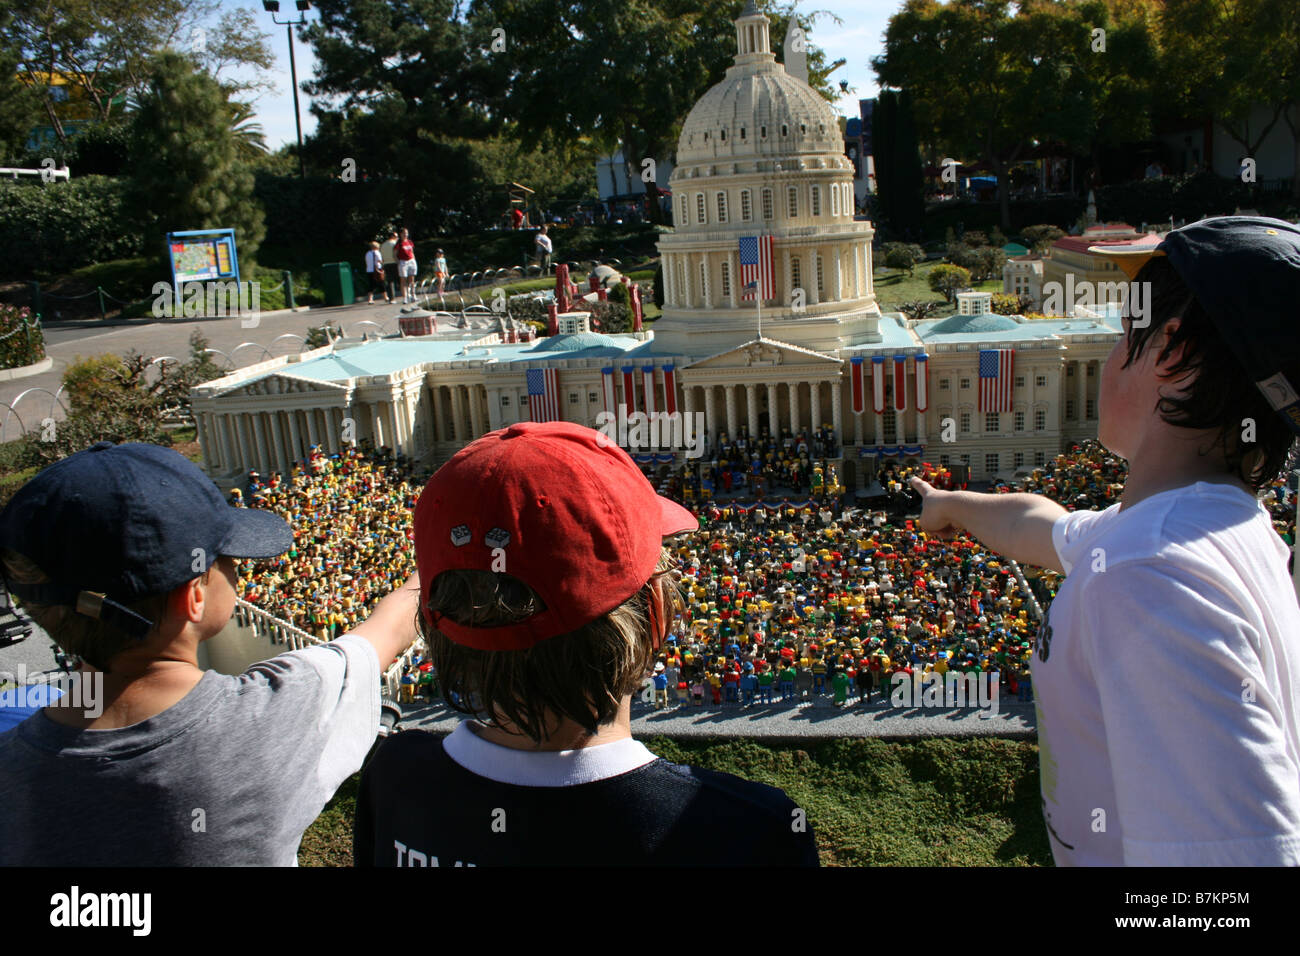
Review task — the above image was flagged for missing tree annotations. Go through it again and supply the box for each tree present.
[127,51,264,267]
[4,0,273,150]
[991,292,1033,315]
[226,100,269,163]
[301,0,506,228]
[475,0,838,225]
[899,298,944,321]
[883,242,924,275]
[1021,223,1064,253]
[871,88,925,238]
[928,263,972,303]
[874,0,1155,226]
[0,8,44,164]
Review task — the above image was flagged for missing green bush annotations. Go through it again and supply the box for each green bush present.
[991,292,1033,316]
[0,177,139,279]
[928,264,972,303]
[883,242,925,275]
[0,304,46,369]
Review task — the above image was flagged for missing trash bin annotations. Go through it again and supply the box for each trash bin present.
[319,262,355,307]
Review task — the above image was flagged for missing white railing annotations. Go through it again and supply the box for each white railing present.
[233,597,417,695]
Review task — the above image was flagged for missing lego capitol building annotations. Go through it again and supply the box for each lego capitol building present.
[191,1,1120,488]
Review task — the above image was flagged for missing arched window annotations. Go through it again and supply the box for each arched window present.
[811,186,821,216]
[761,188,774,220]
[831,183,840,217]
[716,191,728,223]
[696,193,706,224]
[740,189,752,222]
[787,186,798,218]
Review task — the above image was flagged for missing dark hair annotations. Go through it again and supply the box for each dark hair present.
[1123,256,1297,490]
[419,549,680,743]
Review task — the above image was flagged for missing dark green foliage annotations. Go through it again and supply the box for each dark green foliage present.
[0,177,138,279]
[127,51,265,270]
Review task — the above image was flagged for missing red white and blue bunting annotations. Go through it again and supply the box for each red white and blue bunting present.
[602,366,616,413]
[662,364,677,415]
[642,364,656,415]
[621,365,636,411]
[915,353,930,412]
[872,355,885,414]
[850,356,865,414]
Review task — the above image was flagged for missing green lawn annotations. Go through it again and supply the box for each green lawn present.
[873,259,1002,316]
[299,735,1051,867]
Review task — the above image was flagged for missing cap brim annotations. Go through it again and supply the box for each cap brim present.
[658,495,698,536]
[1086,246,1164,280]
[221,507,294,559]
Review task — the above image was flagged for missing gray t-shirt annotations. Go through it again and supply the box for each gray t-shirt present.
[0,634,379,866]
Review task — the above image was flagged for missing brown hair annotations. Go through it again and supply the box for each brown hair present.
[420,548,681,742]
[2,548,172,672]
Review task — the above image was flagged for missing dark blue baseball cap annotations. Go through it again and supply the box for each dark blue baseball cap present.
[1090,216,1300,436]
[0,442,291,639]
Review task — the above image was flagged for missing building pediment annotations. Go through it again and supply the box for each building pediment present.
[213,373,348,400]
[684,336,843,371]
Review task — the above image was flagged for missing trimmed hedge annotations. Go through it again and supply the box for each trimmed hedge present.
[0,177,139,279]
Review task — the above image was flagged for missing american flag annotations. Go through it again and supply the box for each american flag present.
[978,349,1015,412]
[739,235,774,301]
[527,368,560,422]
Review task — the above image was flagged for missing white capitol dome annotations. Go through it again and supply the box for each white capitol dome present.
[675,5,845,166]
[654,0,880,356]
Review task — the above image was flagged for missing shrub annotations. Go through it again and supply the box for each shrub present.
[1020,224,1065,254]
[991,293,1034,316]
[0,305,46,369]
[883,242,925,275]
[0,177,139,278]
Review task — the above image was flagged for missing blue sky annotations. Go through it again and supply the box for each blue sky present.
[228,0,898,150]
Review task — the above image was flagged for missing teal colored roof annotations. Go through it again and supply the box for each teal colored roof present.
[528,332,624,353]
[1003,242,1029,256]
[929,312,1022,334]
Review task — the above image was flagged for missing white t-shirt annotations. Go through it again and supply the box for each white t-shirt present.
[535,233,553,254]
[1033,481,1300,866]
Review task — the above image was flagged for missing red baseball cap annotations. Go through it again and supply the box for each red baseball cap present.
[414,421,698,650]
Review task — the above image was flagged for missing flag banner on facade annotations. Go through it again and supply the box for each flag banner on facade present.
[621,365,636,411]
[642,365,656,415]
[893,355,908,412]
[861,444,925,458]
[872,355,885,414]
[527,367,560,423]
[633,452,680,464]
[739,235,775,301]
[979,348,1015,412]
[850,356,865,414]
[662,364,677,415]
[602,366,616,413]
[915,353,930,412]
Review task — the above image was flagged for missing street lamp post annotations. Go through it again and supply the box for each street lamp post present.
[262,0,311,179]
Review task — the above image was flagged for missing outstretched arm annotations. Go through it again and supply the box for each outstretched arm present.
[347,571,421,670]
[909,477,1068,572]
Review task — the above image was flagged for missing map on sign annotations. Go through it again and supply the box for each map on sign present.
[166,229,239,286]
[171,240,219,281]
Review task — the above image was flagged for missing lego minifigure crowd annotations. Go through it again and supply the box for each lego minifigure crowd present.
[231,436,1297,714]
[229,444,421,640]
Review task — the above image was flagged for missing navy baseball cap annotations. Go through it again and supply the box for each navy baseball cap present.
[1089,216,1300,436]
[0,442,291,639]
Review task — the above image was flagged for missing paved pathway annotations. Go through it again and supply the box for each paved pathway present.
[397,696,1037,740]
[1,299,424,440]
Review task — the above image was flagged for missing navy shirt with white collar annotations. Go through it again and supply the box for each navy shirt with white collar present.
[354,721,819,866]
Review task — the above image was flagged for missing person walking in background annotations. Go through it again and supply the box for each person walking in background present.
[396,228,417,304]
[365,241,387,304]
[534,225,553,276]
[380,231,400,303]
[434,249,448,296]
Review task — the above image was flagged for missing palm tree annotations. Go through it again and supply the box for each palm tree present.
[226,100,268,161]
